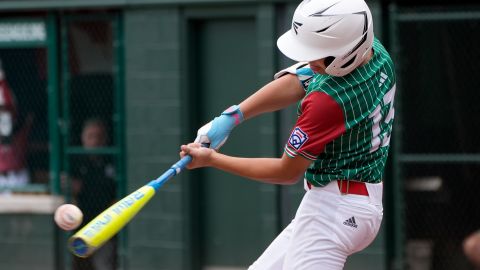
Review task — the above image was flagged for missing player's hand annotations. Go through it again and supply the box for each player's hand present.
[180,143,215,169]
[194,105,244,150]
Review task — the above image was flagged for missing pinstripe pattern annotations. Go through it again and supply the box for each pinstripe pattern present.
[285,39,396,186]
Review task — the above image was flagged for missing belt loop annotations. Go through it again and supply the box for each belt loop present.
[339,180,347,195]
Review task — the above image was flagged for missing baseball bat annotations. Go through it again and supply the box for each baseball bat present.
[69,155,193,258]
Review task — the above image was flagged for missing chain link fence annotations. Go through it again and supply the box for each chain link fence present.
[0,47,49,192]
[393,7,480,270]
[0,13,122,269]
[62,17,120,270]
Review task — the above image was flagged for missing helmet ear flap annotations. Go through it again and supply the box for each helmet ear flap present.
[325,54,359,77]
[341,55,357,69]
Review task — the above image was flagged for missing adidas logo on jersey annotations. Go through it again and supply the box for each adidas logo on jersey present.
[343,216,358,228]
[378,72,388,87]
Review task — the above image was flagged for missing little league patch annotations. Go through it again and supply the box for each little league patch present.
[289,127,308,150]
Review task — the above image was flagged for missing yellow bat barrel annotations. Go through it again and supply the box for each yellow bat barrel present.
[69,185,156,257]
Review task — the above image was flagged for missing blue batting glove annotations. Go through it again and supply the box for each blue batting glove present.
[195,105,244,150]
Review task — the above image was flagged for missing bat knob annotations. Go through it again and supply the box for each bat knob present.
[70,237,90,257]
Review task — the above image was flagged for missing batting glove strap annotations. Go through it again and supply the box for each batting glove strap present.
[220,105,244,124]
[195,105,244,150]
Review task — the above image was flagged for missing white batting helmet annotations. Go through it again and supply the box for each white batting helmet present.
[277,0,374,77]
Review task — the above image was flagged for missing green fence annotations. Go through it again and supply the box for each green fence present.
[60,13,125,270]
[0,12,125,270]
[0,17,54,194]
[390,6,480,270]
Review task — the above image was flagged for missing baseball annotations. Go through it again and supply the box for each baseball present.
[54,204,83,231]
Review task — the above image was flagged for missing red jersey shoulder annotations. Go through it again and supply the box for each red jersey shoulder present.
[287,92,346,159]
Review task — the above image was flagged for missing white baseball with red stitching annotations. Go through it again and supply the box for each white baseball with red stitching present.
[54,204,83,231]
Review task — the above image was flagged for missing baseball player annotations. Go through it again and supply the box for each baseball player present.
[180,0,396,269]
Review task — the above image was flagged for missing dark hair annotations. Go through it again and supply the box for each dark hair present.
[82,118,106,131]
[325,56,335,67]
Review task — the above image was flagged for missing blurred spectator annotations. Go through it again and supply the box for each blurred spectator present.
[71,118,116,270]
[0,62,33,190]
[464,230,480,269]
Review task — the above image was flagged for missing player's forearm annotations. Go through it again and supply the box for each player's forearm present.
[239,74,304,120]
[208,151,300,185]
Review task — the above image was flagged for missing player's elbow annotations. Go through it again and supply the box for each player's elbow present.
[274,156,309,185]
[283,177,301,185]
[277,171,303,185]
[277,158,308,185]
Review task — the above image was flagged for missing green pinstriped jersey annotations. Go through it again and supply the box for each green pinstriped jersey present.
[287,39,396,186]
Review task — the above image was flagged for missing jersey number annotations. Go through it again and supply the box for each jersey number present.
[369,84,396,153]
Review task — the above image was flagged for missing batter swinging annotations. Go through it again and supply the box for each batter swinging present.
[180,0,396,268]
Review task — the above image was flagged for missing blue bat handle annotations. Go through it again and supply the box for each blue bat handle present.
[147,155,192,191]
[146,143,208,191]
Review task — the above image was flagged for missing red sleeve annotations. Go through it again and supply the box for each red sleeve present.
[285,92,346,160]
